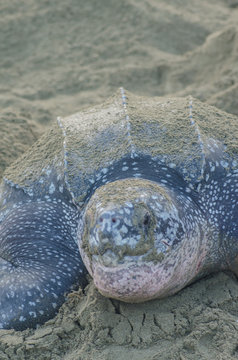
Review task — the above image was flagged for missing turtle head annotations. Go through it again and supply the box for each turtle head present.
[78,178,205,302]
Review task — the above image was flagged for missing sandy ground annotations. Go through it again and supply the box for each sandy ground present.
[0,0,238,359]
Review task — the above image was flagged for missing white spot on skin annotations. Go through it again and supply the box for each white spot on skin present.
[125,202,133,208]
[197,183,202,192]
[220,160,229,168]
[120,225,128,234]
[29,312,37,318]
[27,189,34,197]
[168,163,176,168]
[49,183,55,194]
[122,166,129,171]
[45,168,52,176]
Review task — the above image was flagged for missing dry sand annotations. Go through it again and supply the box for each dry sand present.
[0,0,238,359]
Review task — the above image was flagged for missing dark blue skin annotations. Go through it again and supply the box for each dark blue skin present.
[0,182,88,330]
[0,155,187,330]
[0,155,182,330]
[0,149,237,330]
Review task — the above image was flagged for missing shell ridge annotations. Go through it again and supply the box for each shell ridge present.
[57,116,76,205]
[188,96,206,180]
[0,179,15,223]
[120,87,136,158]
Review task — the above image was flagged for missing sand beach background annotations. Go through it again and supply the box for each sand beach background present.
[0,0,238,359]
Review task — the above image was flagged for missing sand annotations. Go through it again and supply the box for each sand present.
[0,0,238,359]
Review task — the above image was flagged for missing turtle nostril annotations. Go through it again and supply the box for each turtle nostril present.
[143,213,150,226]
[99,217,103,222]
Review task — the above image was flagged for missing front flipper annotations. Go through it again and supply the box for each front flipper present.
[0,201,88,330]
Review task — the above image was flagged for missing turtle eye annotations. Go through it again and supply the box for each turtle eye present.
[111,217,117,223]
[143,213,150,226]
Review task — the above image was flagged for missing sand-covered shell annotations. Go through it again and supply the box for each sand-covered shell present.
[2,88,237,208]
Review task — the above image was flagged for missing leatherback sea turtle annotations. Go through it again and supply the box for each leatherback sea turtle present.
[0,89,237,330]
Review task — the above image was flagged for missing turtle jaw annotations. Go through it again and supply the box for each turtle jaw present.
[78,228,208,303]
[79,250,195,302]
[90,261,173,302]
[79,248,173,302]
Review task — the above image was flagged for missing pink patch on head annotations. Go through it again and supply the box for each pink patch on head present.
[78,229,207,303]
[91,262,177,302]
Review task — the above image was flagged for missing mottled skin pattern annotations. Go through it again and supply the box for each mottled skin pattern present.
[79,177,208,302]
[0,176,88,330]
[0,89,237,330]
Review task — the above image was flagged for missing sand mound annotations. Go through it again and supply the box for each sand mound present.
[1,273,238,360]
